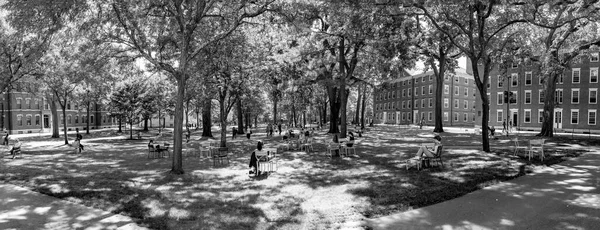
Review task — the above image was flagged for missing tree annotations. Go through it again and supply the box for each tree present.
[110,79,147,140]
[415,1,526,152]
[103,0,274,174]
[517,0,600,137]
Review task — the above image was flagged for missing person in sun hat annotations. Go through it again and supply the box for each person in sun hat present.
[415,134,443,167]
[10,138,22,159]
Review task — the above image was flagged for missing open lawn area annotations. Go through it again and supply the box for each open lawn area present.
[0,126,589,229]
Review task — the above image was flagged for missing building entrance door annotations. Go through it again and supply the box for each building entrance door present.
[554,109,562,129]
[43,115,50,128]
[512,112,518,128]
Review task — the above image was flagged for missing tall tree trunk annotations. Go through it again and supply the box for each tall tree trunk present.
[51,98,59,138]
[86,102,90,134]
[470,59,490,152]
[292,104,297,128]
[303,111,306,128]
[236,98,244,134]
[273,97,278,124]
[130,121,133,139]
[432,57,446,133]
[219,97,228,148]
[143,118,149,131]
[327,86,341,134]
[202,99,213,137]
[6,89,12,134]
[118,118,122,132]
[158,110,162,133]
[61,101,68,145]
[355,85,362,125]
[185,100,190,137]
[171,72,186,175]
[361,85,367,129]
[538,71,560,137]
[195,109,200,130]
[254,115,258,128]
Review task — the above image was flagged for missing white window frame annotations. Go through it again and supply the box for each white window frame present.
[464,88,468,96]
[590,88,597,104]
[453,112,459,121]
[589,109,597,125]
[463,113,468,122]
[497,110,504,122]
[511,73,518,86]
[591,68,599,83]
[421,99,425,108]
[572,88,580,104]
[538,109,544,123]
[497,92,503,105]
[525,72,532,85]
[571,109,579,124]
[408,88,412,96]
[572,68,581,83]
[428,112,433,121]
[454,86,459,95]
[429,85,433,94]
[464,100,468,109]
[524,109,531,123]
[555,89,563,104]
[422,86,425,95]
[415,87,418,96]
[524,90,532,104]
[454,99,459,108]
[444,112,449,121]
[444,85,449,94]
[497,75,503,88]
[414,100,418,108]
[444,98,449,108]
[429,98,433,108]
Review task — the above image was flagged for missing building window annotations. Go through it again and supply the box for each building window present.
[572,88,580,104]
[414,87,418,96]
[555,89,563,104]
[453,112,459,121]
[591,53,599,62]
[525,90,532,104]
[454,77,459,83]
[402,113,405,121]
[464,77,468,84]
[414,100,418,108]
[511,73,518,86]
[68,115,72,124]
[402,101,405,109]
[464,100,468,109]
[402,81,406,86]
[497,75,503,88]
[590,88,597,104]
[524,110,531,123]
[16,98,22,109]
[591,68,598,83]
[444,112,449,121]
[421,99,425,108]
[589,110,597,125]
[497,110,503,122]
[454,86,459,95]
[497,92,503,105]
[429,98,433,107]
[444,85,449,94]
[571,109,579,124]
[464,88,468,96]
[402,89,405,97]
[422,86,425,95]
[538,109,544,123]
[408,88,411,96]
[463,113,468,122]
[67,103,71,110]
[17,115,22,126]
[572,68,580,83]
[26,115,31,126]
[558,74,563,84]
[36,115,40,125]
[25,98,31,109]
[429,85,433,94]
[444,98,449,108]
[407,101,411,109]
[510,91,517,104]
[75,115,79,124]
[454,99,459,108]
[525,72,532,85]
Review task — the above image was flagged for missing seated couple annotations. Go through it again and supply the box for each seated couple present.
[415,135,442,168]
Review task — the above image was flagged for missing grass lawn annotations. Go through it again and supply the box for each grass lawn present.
[0,125,588,229]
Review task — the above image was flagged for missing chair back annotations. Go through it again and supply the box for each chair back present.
[512,137,520,148]
[435,145,444,157]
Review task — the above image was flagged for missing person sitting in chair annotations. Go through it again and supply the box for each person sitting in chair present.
[248,141,266,175]
[346,132,355,147]
[10,138,21,159]
[415,135,442,167]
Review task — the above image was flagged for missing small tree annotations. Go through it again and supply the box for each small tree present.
[110,80,146,139]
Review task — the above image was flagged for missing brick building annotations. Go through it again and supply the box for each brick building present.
[474,51,600,133]
[373,68,477,127]
[0,83,115,134]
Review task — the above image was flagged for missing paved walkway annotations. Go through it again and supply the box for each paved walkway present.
[0,184,147,230]
[363,148,600,230]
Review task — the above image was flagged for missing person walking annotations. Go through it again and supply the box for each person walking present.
[502,119,507,135]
